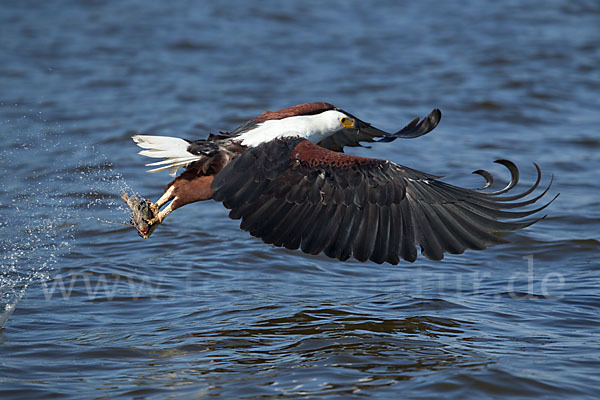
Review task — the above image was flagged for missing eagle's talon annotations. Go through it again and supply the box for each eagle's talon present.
[149,202,160,216]
[147,216,160,226]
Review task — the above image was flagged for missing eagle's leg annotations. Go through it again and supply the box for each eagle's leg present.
[123,172,215,239]
[142,173,216,236]
[146,195,175,227]
[151,185,176,215]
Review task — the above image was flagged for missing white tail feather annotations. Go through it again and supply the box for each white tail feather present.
[132,135,201,177]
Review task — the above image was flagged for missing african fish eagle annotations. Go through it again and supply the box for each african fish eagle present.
[124,102,556,264]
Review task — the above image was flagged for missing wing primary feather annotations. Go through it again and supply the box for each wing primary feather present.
[298,203,328,253]
[266,203,310,247]
[453,202,544,232]
[310,204,345,255]
[482,160,520,195]
[286,204,323,250]
[326,205,360,261]
[411,201,444,261]
[340,205,365,261]
[386,204,402,264]
[224,179,270,209]
[279,203,321,250]
[370,205,391,264]
[323,204,352,259]
[432,204,489,250]
[252,200,295,238]
[264,202,298,236]
[464,190,558,219]
[486,163,542,201]
[399,199,418,262]
[352,203,379,262]
[488,171,550,206]
[239,197,280,232]
[229,200,263,221]
[472,169,494,190]
[376,108,442,142]
[443,204,507,245]
[421,203,466,255]
[301,203,337,255]
[479,181,553,210]
[408,179,456,205]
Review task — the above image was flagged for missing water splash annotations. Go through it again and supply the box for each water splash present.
[0,192,69,329]
[0,115,137,329]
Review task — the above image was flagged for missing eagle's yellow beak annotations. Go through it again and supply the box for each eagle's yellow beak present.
[341,117,356,129]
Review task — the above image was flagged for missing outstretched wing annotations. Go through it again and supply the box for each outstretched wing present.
[317,108,442,152]
[211,138,555,264]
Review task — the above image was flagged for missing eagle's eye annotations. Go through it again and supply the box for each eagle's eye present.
[340,117,355,129]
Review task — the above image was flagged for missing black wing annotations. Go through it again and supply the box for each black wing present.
[317,108,442,152]
[211,138,555,264]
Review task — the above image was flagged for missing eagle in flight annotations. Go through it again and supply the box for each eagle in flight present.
[123,102,555,264]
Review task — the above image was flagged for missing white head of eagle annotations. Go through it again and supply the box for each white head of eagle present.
[237,110,356,147]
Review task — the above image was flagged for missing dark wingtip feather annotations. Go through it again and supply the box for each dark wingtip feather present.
[488,163,542,202]
[486,159,520,195]
[473,169,494,189]
[377,108,442,142]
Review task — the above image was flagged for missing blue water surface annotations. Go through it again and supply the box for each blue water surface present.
[1,1,599,398]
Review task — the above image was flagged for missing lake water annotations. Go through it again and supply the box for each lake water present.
[1,0,599,398]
